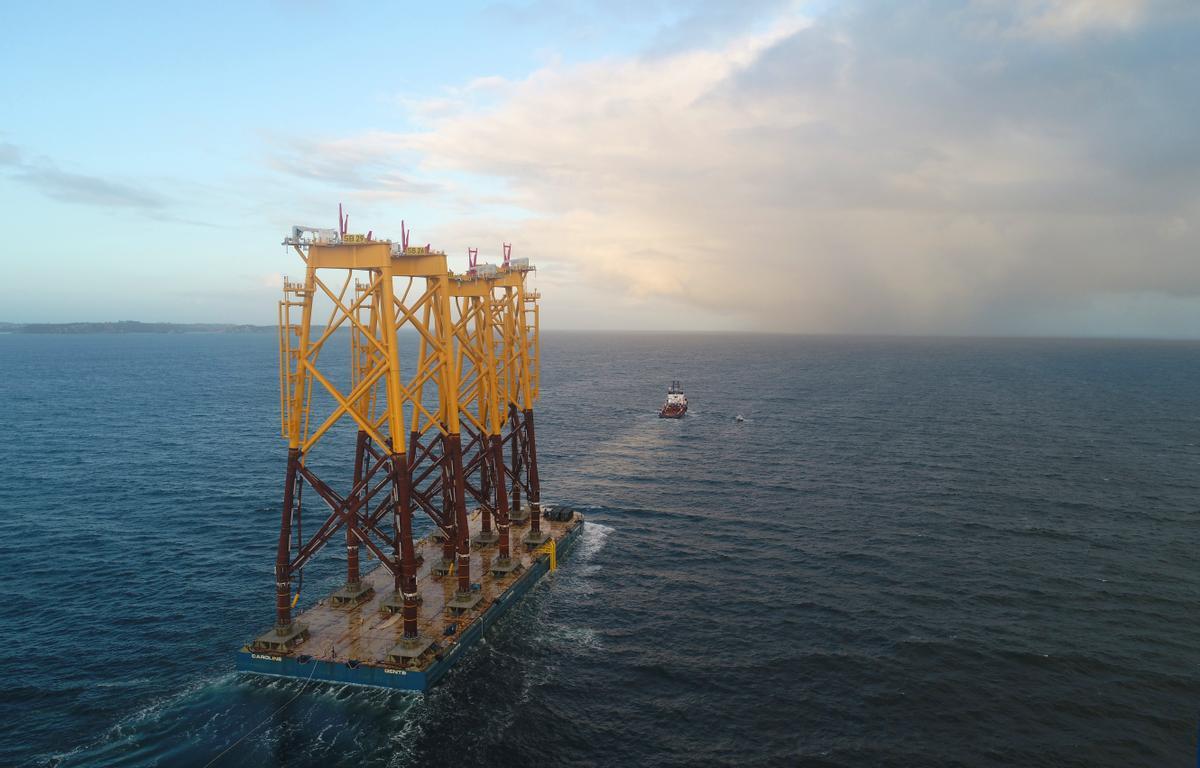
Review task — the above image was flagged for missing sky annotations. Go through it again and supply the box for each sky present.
[1,0,1198,337]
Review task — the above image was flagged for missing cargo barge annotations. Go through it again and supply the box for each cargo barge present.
[239,214,563,695]
[238,510,583,692]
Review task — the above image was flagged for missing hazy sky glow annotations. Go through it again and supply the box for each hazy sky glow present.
[2,1,1198,336]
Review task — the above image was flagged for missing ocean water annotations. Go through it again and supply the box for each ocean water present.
[1,331,1198,767]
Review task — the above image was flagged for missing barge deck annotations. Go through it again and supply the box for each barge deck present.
[236,512,584,692]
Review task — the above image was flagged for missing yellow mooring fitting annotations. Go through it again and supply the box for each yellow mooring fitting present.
[290,592,300,608]
[536,540,557,571]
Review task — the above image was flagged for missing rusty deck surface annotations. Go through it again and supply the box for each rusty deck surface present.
[259,514,580,670]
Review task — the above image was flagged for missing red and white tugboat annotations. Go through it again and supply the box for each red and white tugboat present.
[659,380,688,419]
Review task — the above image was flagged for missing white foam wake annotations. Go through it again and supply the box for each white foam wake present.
[576,521,614,563]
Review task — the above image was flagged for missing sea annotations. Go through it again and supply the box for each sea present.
[0,331,1198,767]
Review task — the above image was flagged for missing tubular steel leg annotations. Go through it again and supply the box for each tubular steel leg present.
[440,442,456,564]
[510,405,521,515]
[525,409,542,534]
[275,448,300,630]
[480,439,493,535]
[346,430,367,590]
[391,452,420,639]
[491,435,511,561]
[408,431,420,469]
[447,433,472,594]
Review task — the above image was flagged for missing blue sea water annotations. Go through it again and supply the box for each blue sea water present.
[1,331,1198,767]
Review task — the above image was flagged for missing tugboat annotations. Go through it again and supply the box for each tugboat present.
[659,380,688,419]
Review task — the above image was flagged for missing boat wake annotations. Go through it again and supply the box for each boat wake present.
[42,672,238,766]
[44,520,614,768]
[577,521,614,563]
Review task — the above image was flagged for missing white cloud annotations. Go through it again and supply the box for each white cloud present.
[279,1,1200,334]
[1010,0,1148,38]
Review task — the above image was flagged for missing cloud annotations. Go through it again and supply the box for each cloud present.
[996,0,1149,38]
[0,144,169,211]
[268,133,439,199]
[12,166,168,210]
[0,142,21,165]
[295,1,1200,334]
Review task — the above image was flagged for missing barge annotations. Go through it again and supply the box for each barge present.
[241,214,564,695]
[237,509,583,692]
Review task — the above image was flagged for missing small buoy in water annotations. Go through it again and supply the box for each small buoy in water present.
[735,414,745,423]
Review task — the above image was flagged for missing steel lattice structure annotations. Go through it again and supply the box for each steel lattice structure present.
[269,215,540,654]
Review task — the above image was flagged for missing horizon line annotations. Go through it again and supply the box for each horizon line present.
[2,320,1197,343]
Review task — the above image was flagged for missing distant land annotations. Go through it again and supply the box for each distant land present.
[0,321,272,334]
